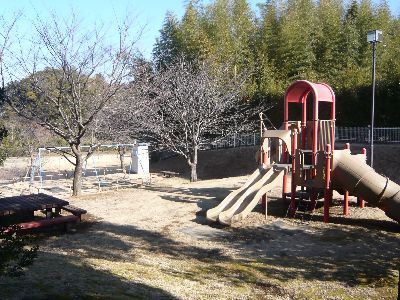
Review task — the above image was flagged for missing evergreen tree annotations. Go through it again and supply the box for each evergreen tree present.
[278,0,317,81]
[337,0,363,90]
[314,0,344,83]
[152,0,400,126]
[254,0,284,96]
[204,0,234,65]
[153,12,182,68]
[231,0,255,68]
[179,1,211,62]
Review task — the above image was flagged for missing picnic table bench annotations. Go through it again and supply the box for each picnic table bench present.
[62,205,87,221]
[160,170,180,178]
[0,193,86,232]
[5,215,80,233]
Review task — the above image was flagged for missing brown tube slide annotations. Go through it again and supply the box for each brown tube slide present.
[331,149,400,223]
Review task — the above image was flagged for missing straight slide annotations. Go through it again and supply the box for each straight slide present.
[207,167,284,225]
[206,167,269,222]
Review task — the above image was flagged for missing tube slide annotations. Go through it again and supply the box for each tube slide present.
[206,166,284,225]
[331,149,400,223]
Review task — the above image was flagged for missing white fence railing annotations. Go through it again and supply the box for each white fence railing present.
[205,127,400,150]
[335,127,400,143]
[202,132,260,150]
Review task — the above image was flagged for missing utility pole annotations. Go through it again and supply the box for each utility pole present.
[367,30,383,168]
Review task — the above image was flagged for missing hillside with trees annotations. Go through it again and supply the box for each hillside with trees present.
[153,0,400,126]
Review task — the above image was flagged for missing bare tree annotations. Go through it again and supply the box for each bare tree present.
[136,58,258,182]
[3,12,143,196]
[1,113,54,174]
[95,57,152,171]
[0,13,22,166]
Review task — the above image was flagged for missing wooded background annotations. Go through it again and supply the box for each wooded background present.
[153,0,400,127]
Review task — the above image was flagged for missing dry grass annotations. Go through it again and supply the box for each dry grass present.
[0,145,399,299]
[0,176,399,300]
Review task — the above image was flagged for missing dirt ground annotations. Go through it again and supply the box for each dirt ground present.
[0,145,399,299]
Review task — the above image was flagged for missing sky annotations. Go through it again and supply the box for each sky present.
[1,0,399,59]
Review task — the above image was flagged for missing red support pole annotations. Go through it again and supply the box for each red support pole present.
[289,129,298,217]
[301,99,307,149]
[330,100,336,151]
[310,99,319,211]
[282,173,288,200]
[263,151,268,167]
[357,147,367,208]
[281,134,287,201]
[343,143,350,216]
[324,144,332,223]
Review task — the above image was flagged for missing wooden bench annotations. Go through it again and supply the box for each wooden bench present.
[5,215,80,233]
[160,171,180,178]
[62,205,87,221]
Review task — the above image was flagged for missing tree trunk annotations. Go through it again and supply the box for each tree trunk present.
[71,145,83,196]
[190,162,197,182]
[188,146,198,182]
[118,146,126,170]
[27,145,34,179]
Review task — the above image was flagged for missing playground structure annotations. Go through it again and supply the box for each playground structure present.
[207,80,400,225]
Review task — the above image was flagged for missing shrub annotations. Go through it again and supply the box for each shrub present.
[0,225,38,277]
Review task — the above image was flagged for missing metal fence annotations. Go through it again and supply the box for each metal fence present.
[335,127,400,143]
[205,127,400,150]
[204,132,260,150]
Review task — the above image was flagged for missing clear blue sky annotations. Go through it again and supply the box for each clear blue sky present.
[2,0,399,58]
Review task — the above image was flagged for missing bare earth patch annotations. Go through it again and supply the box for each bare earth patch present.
[0,145,399,299]
[0,173,398,300]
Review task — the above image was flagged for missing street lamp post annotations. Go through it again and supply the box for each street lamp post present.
[367,30,383,168]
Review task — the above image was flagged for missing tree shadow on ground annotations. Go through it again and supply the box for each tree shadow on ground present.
[0,250,179,300]
[144,185,236,201]
[212,221,399,287]
[154,186,399,289]
[146,185,234,228]
[263,195,400,233]
[2,183,398,298]
[0,217,228,299]
[45,221,229,263]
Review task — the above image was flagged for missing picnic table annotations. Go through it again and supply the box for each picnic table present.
[0,193,86,231]
[160,170,180,178]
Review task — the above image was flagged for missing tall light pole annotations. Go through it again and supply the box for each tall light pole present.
[367,30,383,168]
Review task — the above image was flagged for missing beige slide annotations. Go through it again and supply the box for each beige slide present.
[207,167,284,225]
[206,167,268,222]
[331,149,400,223]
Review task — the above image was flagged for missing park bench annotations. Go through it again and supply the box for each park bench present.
[62,205,87,221]
[4,215,80,233]
[160,170,180,178]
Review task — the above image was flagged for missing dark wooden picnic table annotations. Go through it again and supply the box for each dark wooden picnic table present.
[0,193,69,216]
[0,193,86,231]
